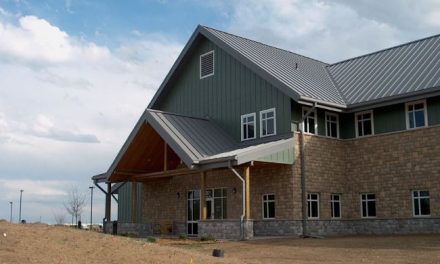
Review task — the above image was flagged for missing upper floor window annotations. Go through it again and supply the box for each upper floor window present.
[302,107,317,134]
[412,190,430,217]
[241,113,256,141]
[406,100,427,129]
[325,112,339,138]
[200,50,214,79]
[355,110,374,137]
[260,108,276,137]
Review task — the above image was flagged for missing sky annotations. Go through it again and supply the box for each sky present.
[0,0,440,224]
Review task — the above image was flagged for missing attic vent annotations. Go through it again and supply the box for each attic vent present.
[200,50,214,79]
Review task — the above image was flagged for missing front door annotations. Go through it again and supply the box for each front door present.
[187,190,200,235]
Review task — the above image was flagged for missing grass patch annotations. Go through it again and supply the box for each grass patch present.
[147,236,157,243]
[200,235,215,242]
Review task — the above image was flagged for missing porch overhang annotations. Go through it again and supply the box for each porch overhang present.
[99,109,294,183]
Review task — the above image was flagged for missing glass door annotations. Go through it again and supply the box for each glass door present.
[187,190,200,235]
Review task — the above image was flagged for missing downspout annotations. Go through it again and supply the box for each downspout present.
[300,102,317,238]
[229,164,245,240]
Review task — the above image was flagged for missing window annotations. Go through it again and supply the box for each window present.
[206,188,227,219]
[413,190,430,217]
[361,193,376,218]
[260,108,276,137]
[200,50,214,79]
[307,193,319,219]
[406,100,427,129]
[355,110,374,137]
[262,194,275,219]
[302,107,317,134]
[241,113,256,141]
[330,194,341,218]
[325,112,339,138]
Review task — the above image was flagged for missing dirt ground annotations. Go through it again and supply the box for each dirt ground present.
[1,221,440,264]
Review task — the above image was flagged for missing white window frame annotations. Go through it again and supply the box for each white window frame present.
[262,194,275,219]
[360,193,376,218]
[241,113,256,141]
[325,112,339,138]
[405,100,428,130]
[260,108,277,138]
[412,190,431,217]
[330,194,342,219]
[205,187,227,220]
[355,110,374,138]
[199,50,215,79]
[307,193,320,219]
[302,106,318,135]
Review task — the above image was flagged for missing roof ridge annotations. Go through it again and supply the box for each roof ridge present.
[323,65,347,104]
[147,108,209,121]
[329,33,440,67]
[200,25,329,65]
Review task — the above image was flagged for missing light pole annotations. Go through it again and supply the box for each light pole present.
[89,186,94,230]
[19,189,23,223]
[9,201,12,223]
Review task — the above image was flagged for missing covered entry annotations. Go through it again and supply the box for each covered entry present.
[94,108,293,239]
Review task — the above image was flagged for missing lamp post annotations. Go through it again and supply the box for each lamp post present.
[9,201,12,223]
[89,186,94,230]
[19,189,23,223]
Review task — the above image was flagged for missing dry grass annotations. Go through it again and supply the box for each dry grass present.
[1,221,440,264]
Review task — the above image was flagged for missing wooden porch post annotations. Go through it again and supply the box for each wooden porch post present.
[163,142,168,172]
[200,172,207,220]
[244,166,251,220]
[131,182,138,223]
[105,183,111,222]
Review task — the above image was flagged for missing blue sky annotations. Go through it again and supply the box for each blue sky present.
[0,0,439,224]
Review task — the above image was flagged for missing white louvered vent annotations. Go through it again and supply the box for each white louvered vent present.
[200,50,214,79]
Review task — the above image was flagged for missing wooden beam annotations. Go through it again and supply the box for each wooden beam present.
[244,166,251,220]
[132,168,196,181]
[131,182,137,223]
[105,183,111,222]
[200,172,207,220]
[164,142,168,172]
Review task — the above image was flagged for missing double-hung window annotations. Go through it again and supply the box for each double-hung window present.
[361,193,376,218]
[325,112,339,138]
[262,194,275,219]
[330,194,341,218]
[302,107,317,134]
[260,108,276,137]
[412,190,430,217]
[241,113,256,141]
[406,100,427,129]
[355,111,374,137]
[307,193,319,219]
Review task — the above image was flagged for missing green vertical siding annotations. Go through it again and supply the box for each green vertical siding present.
[374,104,406,134]
[340,113,355,139]
[156,37,292,142]
[118,183,143,223]
[428,96,440,125]
[256,148,294,164]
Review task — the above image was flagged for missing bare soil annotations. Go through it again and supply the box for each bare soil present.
[1,221,440,264]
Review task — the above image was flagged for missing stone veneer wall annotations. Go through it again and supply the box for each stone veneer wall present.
[136,125,440,238]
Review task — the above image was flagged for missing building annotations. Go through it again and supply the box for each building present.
[92,25,440,239]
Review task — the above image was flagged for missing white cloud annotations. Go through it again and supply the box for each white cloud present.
[224,0,440,62]
[0,12,182,222]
